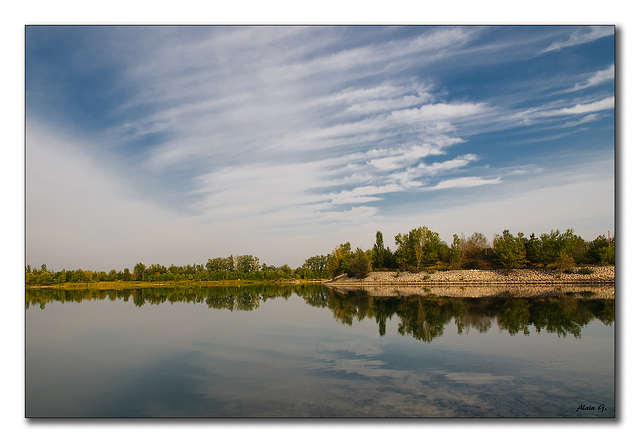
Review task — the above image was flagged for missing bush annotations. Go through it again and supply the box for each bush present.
[556,251,575,272]
[579,267,595,275]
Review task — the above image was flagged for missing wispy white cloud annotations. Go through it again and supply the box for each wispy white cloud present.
[541,26,613,53]
[511,96,614,126]
[558,113,601,128]
[326,184,402,205]
[428,176,502,190]
[369,143,448,171]
[542,96,614,116]
[572,64,615,91]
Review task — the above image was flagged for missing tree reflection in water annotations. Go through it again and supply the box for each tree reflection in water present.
[26,284,614,342]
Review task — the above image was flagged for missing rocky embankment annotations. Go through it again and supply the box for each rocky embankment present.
[326,266,614,286]
[324,267,615,299]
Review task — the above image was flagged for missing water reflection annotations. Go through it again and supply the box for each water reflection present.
[26,284,614,342]
[26,284,615,417]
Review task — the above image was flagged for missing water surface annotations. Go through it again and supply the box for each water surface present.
[25,284,615,418]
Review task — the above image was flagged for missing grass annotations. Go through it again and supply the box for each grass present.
[27,279,324,290]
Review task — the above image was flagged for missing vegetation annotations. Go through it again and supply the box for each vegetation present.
[25,226,615,288]
[493,230,527,270]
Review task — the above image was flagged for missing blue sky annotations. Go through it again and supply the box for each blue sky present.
[25,25,615,271]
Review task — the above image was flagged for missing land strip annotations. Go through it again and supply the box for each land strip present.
[325,266,615,286]
[26,279,322,290]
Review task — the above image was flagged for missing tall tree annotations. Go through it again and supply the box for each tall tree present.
[372,231,386,270]
[133,262,146,281]
[394,233,413,271]
[449,234,462,269]
[411,226,441,270]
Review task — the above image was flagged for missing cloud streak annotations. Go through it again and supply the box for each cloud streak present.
[572,64,615,91]
[541,26,614,53]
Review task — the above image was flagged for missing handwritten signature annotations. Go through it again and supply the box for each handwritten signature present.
[576,403,607,412]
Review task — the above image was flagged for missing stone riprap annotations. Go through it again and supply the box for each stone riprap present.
[325,266,614,289]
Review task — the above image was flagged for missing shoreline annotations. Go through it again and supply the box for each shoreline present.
[324,266,615,286]
[25,279,323,290]
[324,267,615,299]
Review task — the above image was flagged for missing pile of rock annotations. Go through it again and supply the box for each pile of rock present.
[326,266,615,286]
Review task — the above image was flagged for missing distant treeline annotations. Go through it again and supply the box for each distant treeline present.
[25,227,615,286]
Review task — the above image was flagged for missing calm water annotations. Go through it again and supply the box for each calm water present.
[25,284,615,418]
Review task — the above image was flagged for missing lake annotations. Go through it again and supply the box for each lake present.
[25,284,615,418]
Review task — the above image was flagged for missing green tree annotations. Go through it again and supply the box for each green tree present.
[327,243,353,278]
[369,231,395,270]
[412,226,441,270]
[493,230,527,269]
[413,228,427,272]
[347,248,371,279]
[206,256,236,273]
[394,227,441,271]
[537,229,587,267]
[539,230,562,266]
[278,264,293,278]
[524,233,543,266]
[449,234,463,269]
[372,231,386,270]
[133,262,146,281]
[560,229,587,264]
[300,255,329,279]
[236,255,260,274]
[394,233,413,271]
[587,235,615,265]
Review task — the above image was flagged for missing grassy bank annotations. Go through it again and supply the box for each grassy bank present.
[26,279,325,290]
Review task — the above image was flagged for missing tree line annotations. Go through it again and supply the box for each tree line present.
[25,227,615,286]
[323,227,614,279]
[25,254,305,287]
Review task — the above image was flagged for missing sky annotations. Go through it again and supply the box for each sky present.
[25,25,615,271]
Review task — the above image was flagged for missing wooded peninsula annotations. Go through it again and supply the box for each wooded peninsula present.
[25,227,615,288]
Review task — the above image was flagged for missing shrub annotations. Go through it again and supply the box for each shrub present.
[579,267,595,275]
[556,251,575,272]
